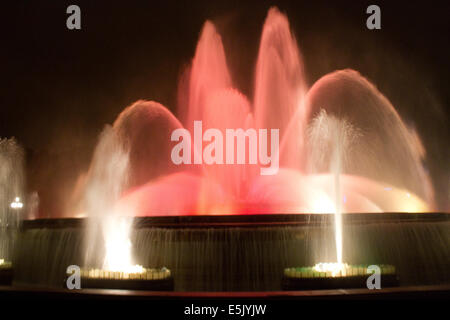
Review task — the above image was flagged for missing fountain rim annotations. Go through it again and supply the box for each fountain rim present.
[21,212,450,230]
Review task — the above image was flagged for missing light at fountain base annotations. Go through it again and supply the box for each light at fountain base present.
[282,264,398,290]
[0,259,13,285]
[69,266,174,291]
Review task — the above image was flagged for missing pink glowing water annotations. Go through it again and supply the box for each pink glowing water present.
[79,7,433,218]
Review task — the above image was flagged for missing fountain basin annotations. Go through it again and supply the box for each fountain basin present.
[282,264,398,290]
[12,213,450,291]
[0,260,13,285]
[68,267,174,291]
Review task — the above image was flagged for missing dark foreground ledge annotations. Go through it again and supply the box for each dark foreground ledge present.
[0,284,449,300]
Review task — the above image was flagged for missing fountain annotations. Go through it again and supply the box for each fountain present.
[0,138,25,285]
[69,126,172,290]
[9,7,449,293]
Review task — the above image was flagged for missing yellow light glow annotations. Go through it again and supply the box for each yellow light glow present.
[310,192,335,214]
[395,190,430,212]
[313,262,349,277]
[308,189,344,266]
[102,217,144,274]
[10,197,23,209]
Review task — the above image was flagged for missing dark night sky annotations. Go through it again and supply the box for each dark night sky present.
[0,0,449,216]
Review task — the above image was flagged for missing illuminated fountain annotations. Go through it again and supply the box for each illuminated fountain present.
[0,138,25,285]
[76,126,172,289]
[107,7,433,285]
[113,9,432,217]
[11,7,448,292]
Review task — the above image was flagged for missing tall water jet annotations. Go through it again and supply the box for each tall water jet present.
[332,125,343,265]
[255,8,307,171]
[307,110,361,265]
[300,67,435,269]
[74,124,177,289]
[0,138,25,277]
[0,138,25,228]
[304,69,434,207]
[201,88,254,199]
[82,126,140,272]
[183,21,232,134]
[254,8,306,135]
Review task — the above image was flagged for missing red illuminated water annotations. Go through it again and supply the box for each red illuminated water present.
[78,7,433,218]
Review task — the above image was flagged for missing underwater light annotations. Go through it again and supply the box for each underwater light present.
[70,267,174,291]
[283,264,398,290]
[0,259,13,285]
[312,262,350,277]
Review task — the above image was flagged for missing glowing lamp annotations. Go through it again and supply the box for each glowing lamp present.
[10,197,23,209]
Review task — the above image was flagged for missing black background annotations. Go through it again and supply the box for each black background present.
[1,0,449,217]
